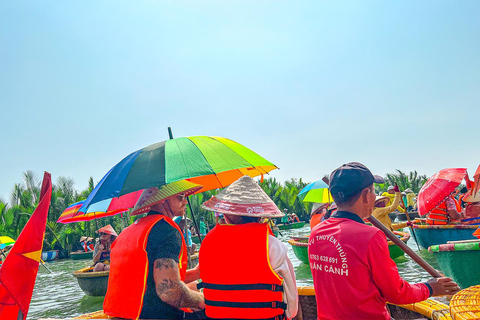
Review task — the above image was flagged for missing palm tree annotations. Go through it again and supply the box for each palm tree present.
[378,170,427,194]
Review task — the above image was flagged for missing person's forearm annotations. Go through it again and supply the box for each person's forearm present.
[157,278,204,309]
[92,251,101,263]
[185,267,200,283]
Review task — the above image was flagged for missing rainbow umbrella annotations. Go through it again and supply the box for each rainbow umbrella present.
[79,136,277,212]
[58,190,142,224]
[0,236,15,250]
[297,180,332,203]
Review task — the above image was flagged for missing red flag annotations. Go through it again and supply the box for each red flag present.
[0,172,52,320]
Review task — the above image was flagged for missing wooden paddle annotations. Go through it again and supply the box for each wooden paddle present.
[368,216,441,278]
[399,189,422,251]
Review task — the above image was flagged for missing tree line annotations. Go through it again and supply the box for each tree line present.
[0,169,427,254]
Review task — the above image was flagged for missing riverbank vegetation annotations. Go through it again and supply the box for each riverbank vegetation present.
[0,169,427,255]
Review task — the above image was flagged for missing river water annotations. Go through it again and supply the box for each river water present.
[27,225,440,319]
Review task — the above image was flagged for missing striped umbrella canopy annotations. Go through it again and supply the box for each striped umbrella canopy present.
[58,190,142,224]
[0,236,15,250]
[79,136,277,212]
[297,180,332,203]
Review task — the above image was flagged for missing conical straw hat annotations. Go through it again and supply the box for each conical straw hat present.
[97,224,118,237]
[202,176,283,218]
[130,180,203,216]
[375,196,390,206]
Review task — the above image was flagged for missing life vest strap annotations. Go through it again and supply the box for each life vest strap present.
[200,282,284,292]
[205,299,287,310]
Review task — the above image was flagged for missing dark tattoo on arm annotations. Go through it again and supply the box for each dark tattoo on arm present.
[153,258,204,309]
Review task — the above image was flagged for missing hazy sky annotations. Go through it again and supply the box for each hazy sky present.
[1,1,479,204]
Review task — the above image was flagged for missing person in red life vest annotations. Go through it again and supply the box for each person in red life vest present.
[310,203,329,229]
[103,181,206,320]
[93,224,118,272]
[199,175,298,320]
[309,162,460,320]
[426,192,463,225]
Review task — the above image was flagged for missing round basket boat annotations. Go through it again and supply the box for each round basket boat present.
[396,211,420,221]
[450,284,480,320]
[41,250,59,261]
[412,224,478,249]
[277,221,306,230]
[288,231,410,265]
[429,241,480,289]
[73,267,109,297]
[70,251,94,260]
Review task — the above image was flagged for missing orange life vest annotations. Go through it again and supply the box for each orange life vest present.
[199,223,285,320]
[103,214,187,320]
[310,214,323,229]
[427,197,461,225]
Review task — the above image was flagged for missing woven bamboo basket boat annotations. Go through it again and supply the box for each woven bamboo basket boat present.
[73,266,109,297]
[289,230,410,264]
[450,285,480,319]
[429,241,480,289]
[412,223,478,249]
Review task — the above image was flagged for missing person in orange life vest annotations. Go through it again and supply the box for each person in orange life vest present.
[372,184,401,231]
[426,192,463,225]
[310,203,329,229]
[199,176,298,320]
[309,162,459,320]
[85,237,94,251]
[103,181,205,320]
[93,224,118,272]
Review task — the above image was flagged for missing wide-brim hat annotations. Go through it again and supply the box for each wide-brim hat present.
[130,180,203,216]
[96,224,118,237]
[79,236,87,242]
[202,176,283,218]
[375,196,390,206]
[464,190,480,203]
[405,188,414,194]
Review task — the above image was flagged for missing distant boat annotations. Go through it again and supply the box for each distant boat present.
[412,223,478,249]
[41,250,58,261]
[276,221,306,230]
[70,251,94,260]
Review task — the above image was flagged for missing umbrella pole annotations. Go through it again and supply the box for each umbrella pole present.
[367,216,441,278]
[187,197,202,244]
[168,127,202,243]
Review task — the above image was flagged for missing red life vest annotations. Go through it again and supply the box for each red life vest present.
[103,214,187,320]
[199,223,285,320]
[426,197,461,225]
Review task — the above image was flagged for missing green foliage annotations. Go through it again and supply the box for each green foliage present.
[260,177,311,221]
[375,170,428,194]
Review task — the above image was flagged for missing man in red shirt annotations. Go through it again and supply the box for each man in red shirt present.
[308,162,460,320]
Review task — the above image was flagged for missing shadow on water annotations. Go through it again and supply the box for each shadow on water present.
[28,225,445,319]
